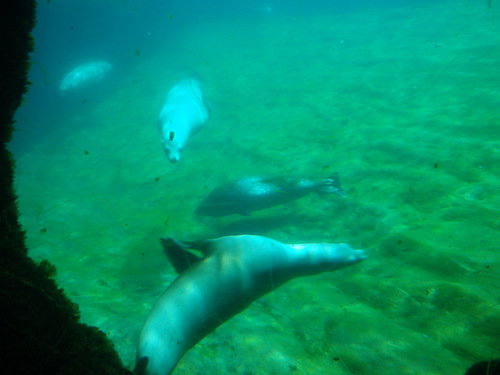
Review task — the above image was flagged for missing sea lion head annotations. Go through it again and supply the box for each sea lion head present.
[162,131,183,163]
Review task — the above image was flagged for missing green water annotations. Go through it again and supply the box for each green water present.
[14,2,500,374]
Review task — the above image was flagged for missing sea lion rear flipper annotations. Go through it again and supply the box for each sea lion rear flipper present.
[317,172,347,197]
[330,172,347,197]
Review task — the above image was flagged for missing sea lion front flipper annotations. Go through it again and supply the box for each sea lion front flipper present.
[161,238,204,274]
[161,238,222,273]
[181,239,219,256]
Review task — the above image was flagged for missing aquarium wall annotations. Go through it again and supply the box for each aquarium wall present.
[0,1,131,374]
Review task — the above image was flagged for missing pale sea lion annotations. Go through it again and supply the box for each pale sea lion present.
[158,76,210,163]
[59,61,112,91]
[195,173,346,217]
[135,234,367,375]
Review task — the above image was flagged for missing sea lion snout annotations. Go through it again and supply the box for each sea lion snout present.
[349,249,368,264]
[161,139,182,163]
[168,152,180,163]
[329,243,367,265]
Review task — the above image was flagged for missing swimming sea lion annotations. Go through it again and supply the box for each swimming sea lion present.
[158,76,210,163]
[135,234,366,375]
[59,61,112,91]
[195,173,346,217]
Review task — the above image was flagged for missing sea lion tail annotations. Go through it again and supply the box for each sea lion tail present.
[317,172,347,197]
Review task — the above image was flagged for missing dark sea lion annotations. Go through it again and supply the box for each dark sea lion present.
[135,234,366,375]
[195,173,346,217]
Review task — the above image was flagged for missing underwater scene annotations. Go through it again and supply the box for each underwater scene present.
[10,0,500,374]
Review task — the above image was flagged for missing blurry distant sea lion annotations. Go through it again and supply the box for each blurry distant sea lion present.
[158,76,210,163]
[195,173,346,217]
[59,61,112,91]
[135,234,367,375]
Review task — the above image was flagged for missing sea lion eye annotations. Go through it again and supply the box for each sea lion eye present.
[169,131,175,141]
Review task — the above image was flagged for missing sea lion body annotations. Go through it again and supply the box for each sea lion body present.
[196,173,346,217]
[59,61,112,91]
[158,77,210,163]
[135,234,366,375]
